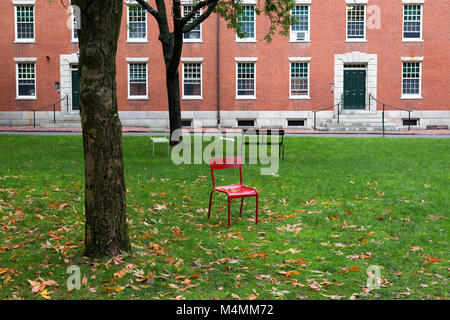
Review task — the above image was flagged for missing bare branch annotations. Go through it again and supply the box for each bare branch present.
[135,0,161,22]
[183,0,219,33]
[180,0,217,27]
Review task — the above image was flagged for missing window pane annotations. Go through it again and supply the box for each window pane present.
[128,6,146,39]
[17,63,36,96]
[290,62,309,96]
[16,6,34,39]
[403,5,422,38]
[183,63,202,96]
[129,63,147,96]
[347,5,365,39]
[237,6,255,39]
[237,62,255,96]
[291,5,309,32]
[183,6,201,40]
[402,62,421,95]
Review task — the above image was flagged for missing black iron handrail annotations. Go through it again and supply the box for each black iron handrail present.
[31,95,69,127]
[313,95,344,130]
[369,94,412,137]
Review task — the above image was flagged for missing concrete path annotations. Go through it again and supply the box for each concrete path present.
[0,126,449,139]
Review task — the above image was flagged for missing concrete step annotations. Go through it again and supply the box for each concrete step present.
[329,118,384,124]
[324,125,400,132]
[40,121,81,128]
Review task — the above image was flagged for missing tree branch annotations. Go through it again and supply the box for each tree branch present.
[135,0,161,23]
[181,0,218,29]
[183,0,219,33]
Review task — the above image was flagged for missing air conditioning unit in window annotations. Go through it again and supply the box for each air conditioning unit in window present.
[296,32,306,40]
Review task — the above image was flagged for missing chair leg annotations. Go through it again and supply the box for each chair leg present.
[255,193,259,225]
[208,190,214,219]
[239,198,244,217]
[227,197,231,228]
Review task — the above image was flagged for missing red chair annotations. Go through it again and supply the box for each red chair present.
[208,157,259,228]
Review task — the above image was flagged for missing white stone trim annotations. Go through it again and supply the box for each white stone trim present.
[14,57,37,62]
[288,57,311,62]
[345,0,368,3]
[235,57,258,62]
[12,1,36,4]
[402,0,425,4]
[60,53,79,115]
[181,57,204,62]
[401,56,424,62]
[334,52,378,113]
[294,0,312,4]
[2,110,450,130]
[126,57,149,62]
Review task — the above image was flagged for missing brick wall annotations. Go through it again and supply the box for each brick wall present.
[0,0,448,116]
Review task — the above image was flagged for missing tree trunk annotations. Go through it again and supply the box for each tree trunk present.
[166,71,182,145]
[73,0,131,258]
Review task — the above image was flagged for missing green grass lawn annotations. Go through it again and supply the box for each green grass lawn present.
[0,135,448,300]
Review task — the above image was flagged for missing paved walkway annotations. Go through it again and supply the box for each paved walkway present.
[0,126,449,138]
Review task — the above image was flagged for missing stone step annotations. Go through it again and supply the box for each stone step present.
[321,126,402,132]
[40,121,81,128]
[326,122,398,128]
[329,118,384,124]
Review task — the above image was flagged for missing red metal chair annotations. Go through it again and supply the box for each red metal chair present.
[208,157,259,228]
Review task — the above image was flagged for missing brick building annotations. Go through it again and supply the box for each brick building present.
[0,0,448,130]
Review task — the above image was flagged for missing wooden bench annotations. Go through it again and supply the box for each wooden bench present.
[241,129,286,159]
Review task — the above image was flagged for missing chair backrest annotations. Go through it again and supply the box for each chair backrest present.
[149,124,168,137]
[209,157,243,188]
[242,129,285,142]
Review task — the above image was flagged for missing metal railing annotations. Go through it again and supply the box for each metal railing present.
[31,95,69,127]
[369,94,412,137]
[313,95,344,130]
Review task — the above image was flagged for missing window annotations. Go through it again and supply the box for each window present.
[290,5,310,41]
[128,63,147,98]
[183,5,201,41]
[346,5,365,40]
[16,62,36,98]
[237,5,255,41]
[236,62,256,98]
[128,5,147,41]
[182,62,202,98]
[290,62,309,97]
[237,119,255,127]
[72,12,79,41]
[402,62,421,97]
[15,5,35,41]
[287,119,305,127]
[403,119,419,126]
[181,119,193,127]
[403,5,422,39]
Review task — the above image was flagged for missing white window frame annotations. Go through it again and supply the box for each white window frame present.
[14,2,36,43]
[289,57,311,99]
[402,3,424,42]
[289,3,311,42]
[401,57,423,100]
[182,5,202,43]
[236,3,257,43]
[181,58,203,100]
[345,3,367,42]
[127,3,148,43]
[15,57,37,100]
[235,58,257,100]
[71,11,79,43]
[127,58,149,100]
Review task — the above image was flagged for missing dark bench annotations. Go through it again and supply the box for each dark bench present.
[241,129,285,159]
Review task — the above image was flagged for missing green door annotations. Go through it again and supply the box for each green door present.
[71,70,80,111]
[343,70,366,109]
